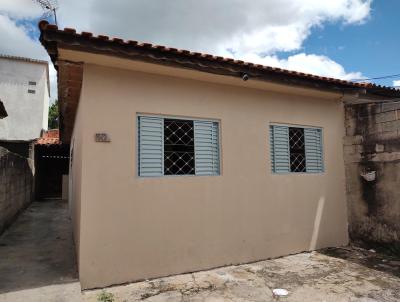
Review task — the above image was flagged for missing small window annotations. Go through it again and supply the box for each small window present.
[27,89,35,94]
[138,115,220,177]
[28,81,36,86]
[270,124,323,173]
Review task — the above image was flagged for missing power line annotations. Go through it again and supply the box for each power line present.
[351,73,400,82]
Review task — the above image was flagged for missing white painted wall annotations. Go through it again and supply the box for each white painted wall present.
[0,56,50,141]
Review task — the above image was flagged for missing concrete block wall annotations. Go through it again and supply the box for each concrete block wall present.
[0,146,33,234]
[344,101,400,246]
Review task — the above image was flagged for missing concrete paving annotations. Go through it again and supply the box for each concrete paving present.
[1,200,400,301]
[0,200,80,302]
[83,248,400,302]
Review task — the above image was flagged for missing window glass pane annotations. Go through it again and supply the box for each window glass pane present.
[164,119,195,175]
[289,127,306,172]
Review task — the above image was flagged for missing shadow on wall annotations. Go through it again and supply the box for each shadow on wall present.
[0,146,34,234]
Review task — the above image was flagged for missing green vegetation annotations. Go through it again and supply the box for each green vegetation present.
[48,100,59,129]
[97,290,115,302]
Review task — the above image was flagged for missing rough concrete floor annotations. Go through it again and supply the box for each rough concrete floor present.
[0,200,80,302]
[1,201,400,301]
[83,248,400,302]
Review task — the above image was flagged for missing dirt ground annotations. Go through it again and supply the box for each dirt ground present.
[1,201,400,301]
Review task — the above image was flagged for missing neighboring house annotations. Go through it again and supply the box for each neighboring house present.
[39,21,400,289]
[0,55,50,157]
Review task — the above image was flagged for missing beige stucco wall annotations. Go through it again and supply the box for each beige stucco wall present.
[69,90,86,267]
[71,61,348,289]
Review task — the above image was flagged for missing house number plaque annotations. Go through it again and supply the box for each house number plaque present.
[95,133,111,142]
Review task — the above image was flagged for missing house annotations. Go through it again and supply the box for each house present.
[0,55,50,157]
[38,20,400,289]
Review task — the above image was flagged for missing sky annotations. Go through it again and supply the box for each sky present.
[0,0,399,103]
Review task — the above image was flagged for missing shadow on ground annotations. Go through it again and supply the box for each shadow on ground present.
[320,245,400,279]
[83,249,400,302]
[0,200,78,294]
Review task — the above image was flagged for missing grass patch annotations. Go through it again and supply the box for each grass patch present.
[97,290,115,302]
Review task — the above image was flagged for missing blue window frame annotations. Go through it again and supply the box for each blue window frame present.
[270,124,324,173]
[138,115,220,177]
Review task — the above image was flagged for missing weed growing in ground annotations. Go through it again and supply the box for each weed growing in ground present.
[97,290,115,302]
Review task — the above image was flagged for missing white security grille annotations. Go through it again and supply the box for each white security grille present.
[164,120,194,146]
[164,119,195,175]
[289,127,306,173]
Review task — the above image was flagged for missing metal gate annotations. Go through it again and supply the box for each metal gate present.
[35,143,69,200]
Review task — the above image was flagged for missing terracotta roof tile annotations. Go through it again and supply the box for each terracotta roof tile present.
[38,20,400,99]
[35,129,61,145]
[38,21,400,143]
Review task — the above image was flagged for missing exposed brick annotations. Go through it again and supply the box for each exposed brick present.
[381,120,400,132]
[345,118,358,136]
[371,103,382,114]
[361,103,382,116]
[0,147,33,234]
[378,131,399,141]
[375,144,385,153]
[343,135,363,146]
[367,122,382,134]
[344,145,356,155]
[375,111,396,123]
[381,101,400,112]
[345,106,356,119]
[356,144,364,153]
[357,105,372,117]
[344,153,362,163]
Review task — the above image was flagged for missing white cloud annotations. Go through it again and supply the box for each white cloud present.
[245,53,363,81]
[393,80,400,87]
[56,0,371,56]
[0,15,44,58]
[0,0,42,19]
[0,0,373,103]
[56,0,370,80]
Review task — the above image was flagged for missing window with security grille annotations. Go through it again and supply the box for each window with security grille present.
[270,124,323,174]
[289,127,306,172]
[138,115,220,177]
[164,119,195,175]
